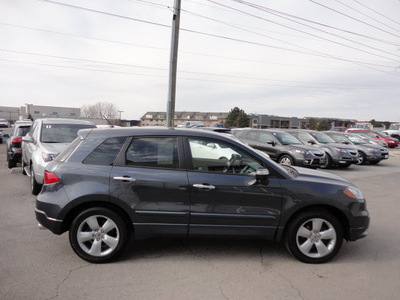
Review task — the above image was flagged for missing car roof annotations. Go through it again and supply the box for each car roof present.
[81,127,239,140]
[36,118,95,125]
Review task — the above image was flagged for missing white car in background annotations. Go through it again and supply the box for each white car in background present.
[22,118,96,195]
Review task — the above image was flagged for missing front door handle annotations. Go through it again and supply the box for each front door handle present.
[193,184,215,190]
[113,176,136,182]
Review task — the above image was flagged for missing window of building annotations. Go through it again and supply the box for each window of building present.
[209,116,218,120]
[146,114,153,119]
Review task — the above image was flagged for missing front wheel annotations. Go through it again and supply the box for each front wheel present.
[357,152,366,165]
[278,155,294,166]
[69,207,129,263]
[30,165,42,195]
[320,154,332,169]
[285,210,343,264]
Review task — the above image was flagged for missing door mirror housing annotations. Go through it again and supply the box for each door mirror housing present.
[22,135,34,143]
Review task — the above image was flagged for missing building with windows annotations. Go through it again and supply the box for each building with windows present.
[248,114,311,129]
[140,111,228,127]
[21,104,80,120]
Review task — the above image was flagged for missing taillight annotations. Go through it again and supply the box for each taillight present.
[11,137,22,144]
[44,171,60,184]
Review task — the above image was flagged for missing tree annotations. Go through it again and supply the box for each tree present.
[225,107,249,128]
[309,118,318,130]
[370,119,382,127]
[317,119,330,131]
[81,102,119,120]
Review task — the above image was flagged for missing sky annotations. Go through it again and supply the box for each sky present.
[0,0,400,122]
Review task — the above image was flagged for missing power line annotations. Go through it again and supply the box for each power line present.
[190,2,400,62]
[2,58,397,88]
[227,0,400,47]
[30,0,400,73]
[4,48,391,86]
[333,0,400,34]
[307,0,400,39]
[351,0,400,27]
[0,22,369,71]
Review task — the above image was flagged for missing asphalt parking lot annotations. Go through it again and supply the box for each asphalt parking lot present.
[1,141,400,300]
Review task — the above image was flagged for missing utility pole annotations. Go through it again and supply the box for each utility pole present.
[166,0,181,128]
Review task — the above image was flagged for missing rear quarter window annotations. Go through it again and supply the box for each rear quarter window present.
[83,137,127,166]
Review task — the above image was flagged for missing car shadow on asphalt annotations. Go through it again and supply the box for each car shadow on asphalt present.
[119,237,291,263]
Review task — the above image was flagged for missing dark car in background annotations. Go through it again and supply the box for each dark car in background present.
[36,127,369,264]
[325,131,389,165]
[6,120,32,168]
[232,128,326,168]
[285,129,359,169]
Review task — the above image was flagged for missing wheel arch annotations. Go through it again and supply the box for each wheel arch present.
[277,204,350,242]
[61,201,133,234]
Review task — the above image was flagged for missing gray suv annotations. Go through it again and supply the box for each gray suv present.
[285,129,359,168]
[232,128,326,168]
[22,118,96,195]
[36,127,369,264]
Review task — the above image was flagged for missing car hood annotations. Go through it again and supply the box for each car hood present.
[291,144,324,154]
[291,166,351,185]
[41,142,70,154]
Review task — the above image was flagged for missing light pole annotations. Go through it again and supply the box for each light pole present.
[166,0,181,128]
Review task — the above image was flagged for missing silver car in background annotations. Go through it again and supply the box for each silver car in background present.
[22,118,96,195]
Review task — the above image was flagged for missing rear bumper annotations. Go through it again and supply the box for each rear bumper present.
[35,208,63,234]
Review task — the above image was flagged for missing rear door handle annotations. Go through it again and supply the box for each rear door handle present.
[113,176,136,182]
[193,184,215,190]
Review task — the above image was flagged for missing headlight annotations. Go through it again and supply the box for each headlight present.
[42,152,58,162]
[295,149,309,154]
[334,148,347,153]
[344,187,364,200]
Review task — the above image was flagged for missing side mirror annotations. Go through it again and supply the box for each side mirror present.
[255,168,269,184]
[22,135,34,143]
[207,143,216,149]
[342,141,349,144]
[307,140,315,145]
[267,141,276,146]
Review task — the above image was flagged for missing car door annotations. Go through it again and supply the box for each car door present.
[185,137,283,240]
[110,136,190,238]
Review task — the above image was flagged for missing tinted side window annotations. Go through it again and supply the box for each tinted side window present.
[125,137,179,169]
[83,137,127,165]
[258,132,275,143]
[295,132,309,142]
[188,138,263,175]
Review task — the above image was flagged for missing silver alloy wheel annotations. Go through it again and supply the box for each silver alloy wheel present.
[279,156,293,165]
[357,153,365,165]
[77,215,120,257]
[296,218,337,259]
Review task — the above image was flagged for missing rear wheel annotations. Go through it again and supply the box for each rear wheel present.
[285,210,343,264]
[69,207,129,263]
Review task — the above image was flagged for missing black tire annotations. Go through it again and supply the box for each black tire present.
[8,158,17,169]
[285,210,343,264]
[69,207,129,263]
[278,155,294,166]
[21,159,27,175]
[320,154,332,169]
[357,152,366,165]
[30,165,42,195]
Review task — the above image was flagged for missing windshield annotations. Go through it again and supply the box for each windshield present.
[389,124,400,130]
[41,124,94,143]
[273,132,302,145]
[346,135,367,144]
[329,134,351,144]
[311,132,336,143]
[377,132,389,138]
